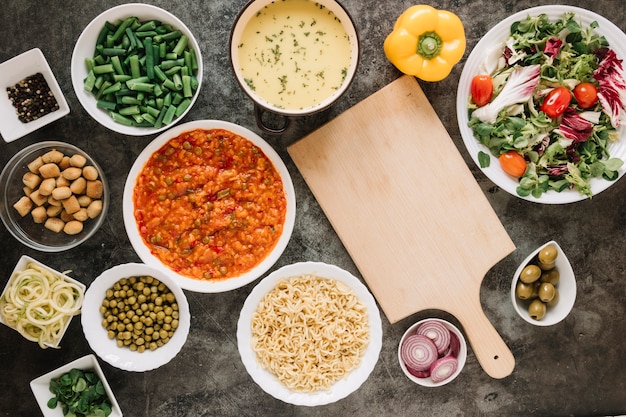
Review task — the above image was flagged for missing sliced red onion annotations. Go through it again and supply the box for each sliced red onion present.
[400,334,438,372]
[406,366,430,379]
[446,331,461,358]
[416,320,451,356]
[429,355,458,383]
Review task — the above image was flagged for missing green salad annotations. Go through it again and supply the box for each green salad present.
[468,12,625,198]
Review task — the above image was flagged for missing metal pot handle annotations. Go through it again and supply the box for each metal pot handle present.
[254,104,291,135]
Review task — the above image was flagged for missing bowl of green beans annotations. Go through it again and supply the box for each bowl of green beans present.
[71,3,203,136]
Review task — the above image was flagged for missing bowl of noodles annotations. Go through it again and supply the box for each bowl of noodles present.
[0,255,85,348]
[236,262,383,406]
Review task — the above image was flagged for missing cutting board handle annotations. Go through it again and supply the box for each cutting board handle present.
[455,303,515,379]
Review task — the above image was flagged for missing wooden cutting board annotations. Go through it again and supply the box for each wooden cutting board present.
[287,75,516,379]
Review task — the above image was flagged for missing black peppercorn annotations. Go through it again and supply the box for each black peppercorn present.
[7,72,59,123]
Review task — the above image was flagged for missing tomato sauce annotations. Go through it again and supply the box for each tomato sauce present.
[133,128,287,280]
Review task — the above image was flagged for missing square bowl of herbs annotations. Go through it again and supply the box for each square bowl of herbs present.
[30,354,122,417]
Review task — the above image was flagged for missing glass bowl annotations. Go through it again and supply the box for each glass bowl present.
[0,141,109,252]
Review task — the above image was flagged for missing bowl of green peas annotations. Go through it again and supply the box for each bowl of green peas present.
[71,3,203,136]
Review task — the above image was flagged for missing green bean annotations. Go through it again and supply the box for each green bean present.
[110,16,135,43]
[172,35,188,57]
[129,55,141,79]
[162,105,177,125]
[110,55,125,75]
[175,98,191,117]
[121,95,142,105]
[102,47,127,56]
[182,75,192,98]
[83,16,199,128]
[119,105,140,116]
[144,37,154,80]
[84,70,96,92]
[101,81,122,95]
[136,20,157,32]
[113,74,132,82]
[135,30,158,38]
[109,111,135,126]
[96,100,117,110]
[126,80,154,92]
[172,73,183,91]
[93,64,114,74]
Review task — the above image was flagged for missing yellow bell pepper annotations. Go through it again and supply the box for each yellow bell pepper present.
[384,5,466,82]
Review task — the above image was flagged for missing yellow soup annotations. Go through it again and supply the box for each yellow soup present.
[237,0,352,110]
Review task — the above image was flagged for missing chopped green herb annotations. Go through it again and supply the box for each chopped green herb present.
[47,368,113,417]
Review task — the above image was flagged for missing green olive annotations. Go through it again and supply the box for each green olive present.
[520,264,541,284]
[515,281,534,300]
[538,245,558,264]
[538,259,556,271]
[538,245,558,270]
[538,282,556,303]
[541,269,560,285]
[528,299,547,320]
[546,288,559,307]
[531,281,541,298]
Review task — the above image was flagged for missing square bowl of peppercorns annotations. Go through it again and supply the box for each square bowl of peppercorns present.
[0,48,69,142]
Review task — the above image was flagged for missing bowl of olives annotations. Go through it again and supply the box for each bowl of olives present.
[511,241,576,326]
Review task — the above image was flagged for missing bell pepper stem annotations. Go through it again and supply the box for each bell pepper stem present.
[417,32,443,60]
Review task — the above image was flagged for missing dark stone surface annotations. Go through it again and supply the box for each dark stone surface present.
[1,1,625,416]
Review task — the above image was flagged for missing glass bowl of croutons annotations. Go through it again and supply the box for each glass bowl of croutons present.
[0,141,108,252]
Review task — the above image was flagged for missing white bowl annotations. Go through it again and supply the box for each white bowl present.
[456,5,626,204]
[30,354,123,417]
[81,263,190,372]
[122,120,296,293]
[398,318,467,387]
[237,262,382,406]
[0,255,85,348]
[0,48,69,142]
[71,3,203,136]
[511,241,576,326]
[229,0,359,134]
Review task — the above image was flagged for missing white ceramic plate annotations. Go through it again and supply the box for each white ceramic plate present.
[30,354,123,417]
[0,255,85,348]
[122,120,296,293]
[71,3,202,136]
[511,240,576,326]
[81,263,190,372]
[0,48,69,142]
[456,5,626,204]
[237,262,383,406]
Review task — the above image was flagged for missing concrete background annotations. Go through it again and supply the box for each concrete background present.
[0,0,624,416]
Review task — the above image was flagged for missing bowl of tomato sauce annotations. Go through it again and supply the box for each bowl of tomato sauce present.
[123,120,296,292]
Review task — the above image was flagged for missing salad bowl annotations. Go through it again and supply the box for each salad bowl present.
[457,5,626,204]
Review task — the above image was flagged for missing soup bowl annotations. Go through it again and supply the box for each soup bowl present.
[230,0,360,134]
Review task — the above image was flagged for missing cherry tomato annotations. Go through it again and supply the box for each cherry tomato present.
[499,151,527,177]
[573,82,598,109]
[470,75,494,107]
[540,86,572,118]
